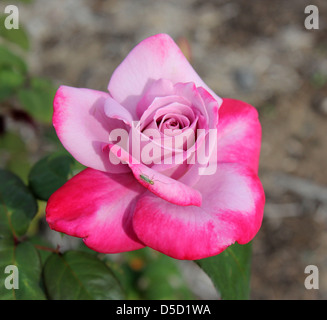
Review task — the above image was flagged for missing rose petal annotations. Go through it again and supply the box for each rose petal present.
[104,96,134,126]
[197,86,219,129]
[108,34,222,115]
[53,85,130,173]
[109,144,202,207]
[133,163,265,260]
[195,163,265,245]
[173,82,209,125]
[217,99,262,173]
[139,95,190,131]
[46,168,146,253]
[136,79,175,118]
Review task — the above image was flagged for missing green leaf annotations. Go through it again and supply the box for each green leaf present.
[43,251,124,300]
[0,241,46,300]
[0,172,45,300]
[17,90,51,123]
[17,78,56,123]
[28,236,53,265]
[0,132,26,153]
[30,77,54,91]
[0,132,31,183]
[142,253,194,300]
[0,69,25,87]
[0,45,27,74]
[0,69,25,102]
[0,169,38,237]
[196,242,252,300]
[0,16,29,50]
[28,153,74,201]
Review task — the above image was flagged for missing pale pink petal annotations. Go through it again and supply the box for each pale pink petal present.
[173,82,209,125]
[197,86,219,129]
[139,95,190,131]
[53,85,130,173]
[108,34,222,115]
[109,144,202,207]
[46,168,146,253]
[136,79,175,118]
[217,98,262,173]
[133,163,265,260]
[178,127,217,186]
[104,96,134,126]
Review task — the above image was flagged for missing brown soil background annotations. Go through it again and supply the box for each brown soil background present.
[15,0,327,299]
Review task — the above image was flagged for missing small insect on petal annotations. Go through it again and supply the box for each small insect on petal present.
[139,174,154,185]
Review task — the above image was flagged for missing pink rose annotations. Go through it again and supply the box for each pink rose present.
[46,34,265,260]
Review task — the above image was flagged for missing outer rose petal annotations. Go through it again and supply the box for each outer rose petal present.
[217,98,262,173]
[108,34,222,116]
[133,163,264,260]
[46,168,146,253]
[53,85,130,173]
[195,163,265,245]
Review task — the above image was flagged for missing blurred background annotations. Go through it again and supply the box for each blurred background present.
[0,0,326,299]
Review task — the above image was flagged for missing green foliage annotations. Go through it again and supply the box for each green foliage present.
[0,18,58,182]
[0,15,29,50]
[18,77,57,124]
[0,69,25,102]
[0,242,46,300]
[196,242,253,300]
[110,248,194,300]
[0,169,38,236]
[0,45,27,74]
[28,153,75,201]
[0,18,56,123]
[0,132,31,183]
[0,169,125,300]
[44,251,124,300]
[0,170,45,300]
